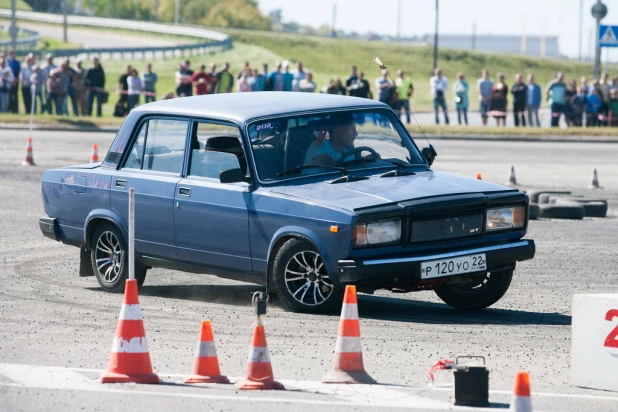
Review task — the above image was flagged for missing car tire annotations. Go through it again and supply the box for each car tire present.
[528,203,540,220]
[434,269,513,310]
[90,222,147,293]
[539,203,585,219]
[527,190,571,204]
[272,238,343,313]
[538,194,553,204]
[552,198,608,217]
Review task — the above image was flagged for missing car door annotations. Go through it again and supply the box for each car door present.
[111,117,189,259]
[173,120,253,271]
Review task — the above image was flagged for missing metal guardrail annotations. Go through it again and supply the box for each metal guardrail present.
[0,9,232,60]
[0,25,41,50]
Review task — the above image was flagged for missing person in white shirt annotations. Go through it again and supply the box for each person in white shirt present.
[41,53,57,114]
[19,55,35,114]
[292,61,306,92]
[126,68,142,111]
[298,71,316,93]
[429,67,449,125]
[0,56,15,112]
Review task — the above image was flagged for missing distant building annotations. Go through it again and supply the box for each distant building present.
[422,34,561,59]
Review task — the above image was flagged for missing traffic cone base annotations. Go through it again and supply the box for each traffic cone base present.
[185,374,230,384]
[185,320,230,384]
[101,370,160,384]
[236,324,284,391]
[235,379,285,390]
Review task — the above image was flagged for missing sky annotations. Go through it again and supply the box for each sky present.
[258,0,618,62]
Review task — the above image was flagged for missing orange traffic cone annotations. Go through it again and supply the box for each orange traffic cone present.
[185,320,230,384]
[476,173,482,180]
[21,137,35,166]
[322,285,376,384]
[589,169,601,189]
[90,143,100,163]
[505,166,517,186]
[509,371,532,412]
[236,323,284,390]
[101,279,160,384]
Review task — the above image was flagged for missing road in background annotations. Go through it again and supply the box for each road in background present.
[1,130,617,411]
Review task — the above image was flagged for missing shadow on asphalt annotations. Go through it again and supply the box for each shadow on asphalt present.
[122,284,571,326]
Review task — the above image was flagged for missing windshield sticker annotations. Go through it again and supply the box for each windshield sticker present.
[255,123,274,131]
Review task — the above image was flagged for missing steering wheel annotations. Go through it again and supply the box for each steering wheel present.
[335,146,379,166]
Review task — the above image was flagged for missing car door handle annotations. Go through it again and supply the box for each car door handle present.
[178,187,192,197]
[115,179,127,189]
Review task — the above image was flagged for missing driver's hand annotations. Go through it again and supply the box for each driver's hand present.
[314,129,327,146]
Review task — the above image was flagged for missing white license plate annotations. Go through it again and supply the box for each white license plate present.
[420,253,487,279]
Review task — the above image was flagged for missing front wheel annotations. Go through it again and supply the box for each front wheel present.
[272,238,343,313]
[434,269,513,310]
[90,222,147,293]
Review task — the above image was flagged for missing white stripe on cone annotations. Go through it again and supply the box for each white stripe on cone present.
[335,336,362,353]
[248,346,270,363]
[111,336,149,353]
[195,341,217,358]
[509,395,532,412]
[340,303,358,320]
[119,304,143,320]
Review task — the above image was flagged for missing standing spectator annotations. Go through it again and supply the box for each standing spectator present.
[141,63,158,103]
[586,88,602,127]
[292,61,306,92]
[298,71,316,93]
[191,64,210,96]
[262,63,271,91]
[477,69,494,125]
[564,80,577,127]
[526,73,542,127]
[608,89,618,127]
[175,60,193,97]
[237,61,250,79]
[0,56,13,112]
[395,69,414,124]
[30,65,45,114]
[215,62,234,94]
[236,71,251,92]
[268,62,285,92]
[127,68,141,111]
[65,59,79,116]
[47,63,70,115]
[453,72,469,125]
[580,76,590,93]
[546,72,567,127]
[207,63,218,94]
[116,65,132,114]
[73,59,87,116]
[598,72,612,125]
[490,73,508,126]
[430,67,449,125]
[345,66,358,94]
[511,73,527,127]
[323,77,346,95]
[376,69,394,106]
[6,49,20,113]
[250,68,265,91]
[569,86,587,127]
[41,53,57,114]
[85,57,106,117]
[348,72,371,99]
[282,62,293,92]
[19,55,34,115]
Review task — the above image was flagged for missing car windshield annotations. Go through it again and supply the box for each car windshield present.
[247,109,425,182]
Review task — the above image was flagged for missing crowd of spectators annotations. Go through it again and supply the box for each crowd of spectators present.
[1,48,618,128]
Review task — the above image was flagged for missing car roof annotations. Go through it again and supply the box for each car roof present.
[132,92,388,124]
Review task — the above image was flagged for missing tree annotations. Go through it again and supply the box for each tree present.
[202,0,270,30]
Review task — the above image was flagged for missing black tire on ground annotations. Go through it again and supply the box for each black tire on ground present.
[528,203,540,220]
[538,203,585,220]
[90,222,147,293]
[548,195,584,204]
[271,238,343,313]
[581,202,608,218]
[538,194,553,204]
[434,269,513,310]
[527,190,571,204]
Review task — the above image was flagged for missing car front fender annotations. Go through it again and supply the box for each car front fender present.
[267,226,337,274]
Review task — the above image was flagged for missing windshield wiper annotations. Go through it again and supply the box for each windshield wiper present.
[378,158,417,177]
[276,164,348,177]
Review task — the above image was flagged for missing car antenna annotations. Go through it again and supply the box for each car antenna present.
[373,57,432,149]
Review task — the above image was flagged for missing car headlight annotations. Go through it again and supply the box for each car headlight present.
[486,206,525,231]
[354,220,401,246]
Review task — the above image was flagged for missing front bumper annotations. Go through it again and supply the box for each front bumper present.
[337,239,535,283]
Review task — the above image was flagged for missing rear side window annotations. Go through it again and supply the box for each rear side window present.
[188,122,247,180]
[122,118,189,174]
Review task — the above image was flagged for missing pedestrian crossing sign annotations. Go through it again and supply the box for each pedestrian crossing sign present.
[599,25,618,48]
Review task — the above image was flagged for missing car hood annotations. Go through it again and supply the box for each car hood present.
[269,170,515,211]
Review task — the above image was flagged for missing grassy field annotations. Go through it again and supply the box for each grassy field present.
[0,0,31,11]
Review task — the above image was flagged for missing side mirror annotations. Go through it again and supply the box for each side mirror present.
[421,144,437,167]
[220,168,246,184]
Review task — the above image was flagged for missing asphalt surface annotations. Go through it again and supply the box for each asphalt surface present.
[1,130,618,411]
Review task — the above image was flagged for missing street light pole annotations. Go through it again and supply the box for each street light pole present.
[174,0,180,24]
[63,0,68,43]
[578,0,583,61]
[433,0,439,69]
[10,0,16,50]
[592,0,608,79]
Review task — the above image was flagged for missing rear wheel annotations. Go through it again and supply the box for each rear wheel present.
[272,238,343,313]
[434,269,513,310]
[90,223,147,293]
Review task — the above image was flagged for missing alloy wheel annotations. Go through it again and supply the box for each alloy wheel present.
[284,251,333,306]
[94,231,123,284]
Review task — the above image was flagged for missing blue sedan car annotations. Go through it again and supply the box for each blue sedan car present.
[40,92,535,312]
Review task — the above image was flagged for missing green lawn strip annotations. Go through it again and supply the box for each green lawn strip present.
[39,36,83,51]
[0,0,31,11]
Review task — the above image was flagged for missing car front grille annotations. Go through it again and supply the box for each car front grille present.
[409,207,485,243]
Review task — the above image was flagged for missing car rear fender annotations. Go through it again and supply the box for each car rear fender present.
[84,209,127,248]
[267,226,334,275]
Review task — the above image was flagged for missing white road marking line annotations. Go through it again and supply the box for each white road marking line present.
[430,386,618,402]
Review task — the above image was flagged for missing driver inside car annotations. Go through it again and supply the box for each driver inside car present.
[304,113,358,166]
